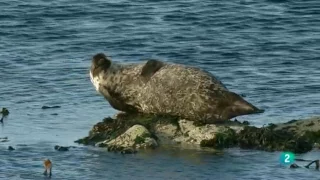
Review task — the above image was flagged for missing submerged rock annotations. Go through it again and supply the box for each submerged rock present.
[41,106,61,109]
[54,145,70,151]
[120,148,137,154]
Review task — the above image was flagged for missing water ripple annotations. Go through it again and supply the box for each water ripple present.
[0,0,319,179]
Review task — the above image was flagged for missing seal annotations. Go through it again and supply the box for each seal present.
[89,53,264,123]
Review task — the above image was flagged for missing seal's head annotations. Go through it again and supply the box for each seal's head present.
[90,53,111,92]
[91,53,111,77]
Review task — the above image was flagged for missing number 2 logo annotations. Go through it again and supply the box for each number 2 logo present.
[284,154,290,163]
[280,152,295,165]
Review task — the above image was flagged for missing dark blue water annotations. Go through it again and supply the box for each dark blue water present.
[0,0,319,179]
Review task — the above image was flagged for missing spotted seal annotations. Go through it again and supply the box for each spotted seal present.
[89,53,264,123]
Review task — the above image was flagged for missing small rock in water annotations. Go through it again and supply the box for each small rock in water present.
[0,108,9,123]
[121,148,137,154]
[42,106,61,109]
[8,146,15,151]
[54,145,69,151]
[0,108,9,116]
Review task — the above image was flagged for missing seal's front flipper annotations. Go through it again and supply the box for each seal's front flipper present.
[141,59,164,80]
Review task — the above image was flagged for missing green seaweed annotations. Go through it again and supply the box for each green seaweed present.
[134,133,151,144]
[134,136,146,144]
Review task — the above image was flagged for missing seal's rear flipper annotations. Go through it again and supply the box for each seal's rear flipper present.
[232,100,264,115]
[141,59,165,80]
[221,92,265,120]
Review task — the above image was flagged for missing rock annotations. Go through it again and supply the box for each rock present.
[200,129,238,149]
[41,106,61,109]
[153,119,243,146]
[121,148,137,154]
[77,113,320,154]
[54,145,69,151]
[8,146,15,151]
[0,108,9,116]
[0,108,9,123]
[290,164,300,168]
[180,120,218,144]
[237,125,312,153]
[102,125,158,151]
[75,114,178,146]
[275,117,320,135]
[75,117,129,146]
[153,122,180,144]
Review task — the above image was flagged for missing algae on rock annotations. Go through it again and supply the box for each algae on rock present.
[237,125,312,153]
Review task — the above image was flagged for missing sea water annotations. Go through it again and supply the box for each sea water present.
[0,0,319,179]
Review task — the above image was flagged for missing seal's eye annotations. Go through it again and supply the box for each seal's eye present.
[98,58,106,66]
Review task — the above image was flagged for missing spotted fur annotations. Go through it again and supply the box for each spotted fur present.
[90,53,264,123]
